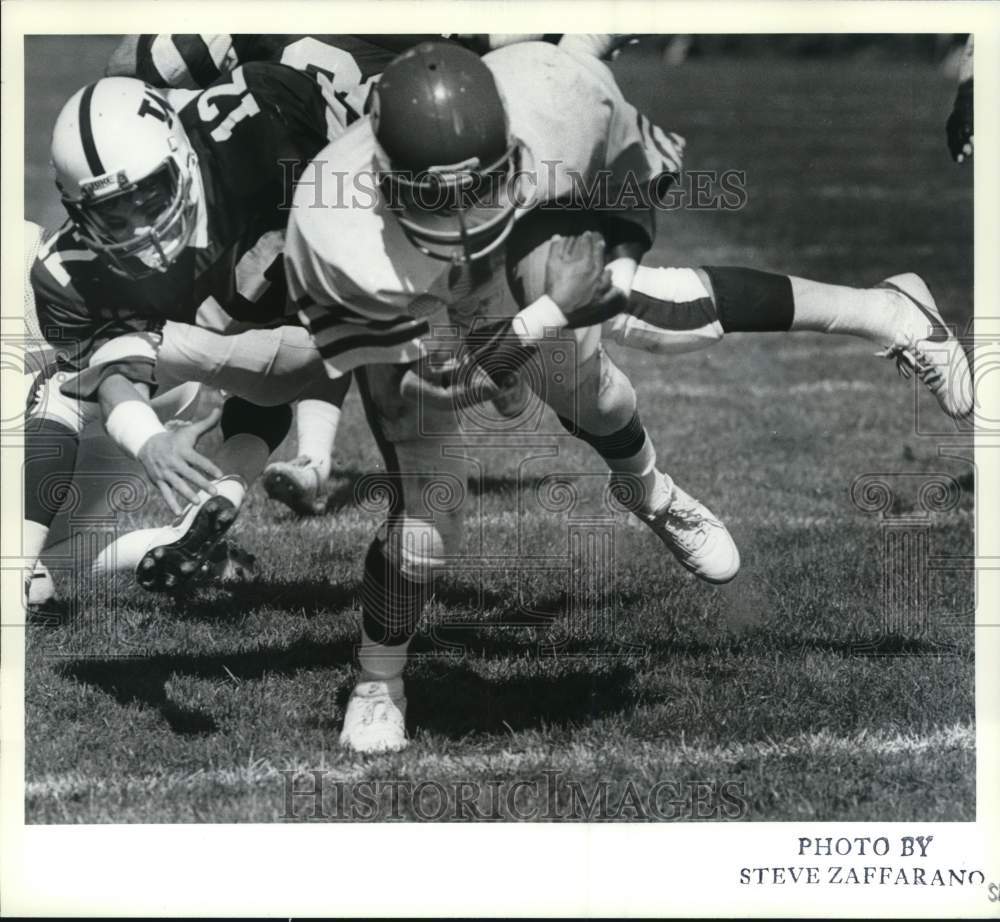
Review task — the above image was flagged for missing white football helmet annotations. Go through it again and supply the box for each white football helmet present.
[50,77,199,279]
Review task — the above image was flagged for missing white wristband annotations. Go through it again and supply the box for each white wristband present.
[105,400,166,459]
[512,294,569,344]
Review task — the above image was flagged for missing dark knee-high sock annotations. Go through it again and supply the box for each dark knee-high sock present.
[358,537,427,686]
[558,411,672,512]
[704,265,903,341]
[24,417,80,567]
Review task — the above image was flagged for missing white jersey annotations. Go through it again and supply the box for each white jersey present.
[285,41,685,377]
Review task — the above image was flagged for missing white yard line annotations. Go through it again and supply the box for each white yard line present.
[26,722,974,798]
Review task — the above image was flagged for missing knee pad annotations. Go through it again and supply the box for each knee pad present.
[381,511,464,584]
[220,398,292,452]
[551,345,637,436]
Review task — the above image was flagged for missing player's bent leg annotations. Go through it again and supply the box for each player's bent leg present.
[22,370,95,612]
[24,417,79,577]
[542,344,739,584]
[263,374,352,516]
[506,211,739,583]
[340,365,468,754]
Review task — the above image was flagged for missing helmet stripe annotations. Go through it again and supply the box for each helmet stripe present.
[78,83,105,176]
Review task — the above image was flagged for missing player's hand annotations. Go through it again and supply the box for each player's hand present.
[544,232,616,326]
[946,81,973,164]
[137,408,223,515]
[399,359,501,411]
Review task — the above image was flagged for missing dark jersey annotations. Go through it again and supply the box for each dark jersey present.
[109,34,563,131]
[117,33,511,91]
[31,61,331,387]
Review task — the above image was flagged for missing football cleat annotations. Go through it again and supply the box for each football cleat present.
[876,274,973,420]
[339,680,408,754]
[262,456,326,516]
[137,475,245,592]
[626,480,740,584]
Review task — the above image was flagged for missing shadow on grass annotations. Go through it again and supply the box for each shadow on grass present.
[56,610,962,740]
[61,637,359,736]
[269,467,556,517]
[153,579,571,625]
[58,621,642,740]
[165,579,360,621]
[404,658,638,738]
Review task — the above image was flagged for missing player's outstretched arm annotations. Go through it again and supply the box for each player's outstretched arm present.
[98,374,222,515]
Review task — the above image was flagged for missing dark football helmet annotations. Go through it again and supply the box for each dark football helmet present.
[372,41,522,264]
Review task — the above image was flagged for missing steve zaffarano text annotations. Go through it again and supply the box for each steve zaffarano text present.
[740,866,986,887]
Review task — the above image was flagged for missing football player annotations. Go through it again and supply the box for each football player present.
[287,39,973,753]
[25,62,346,596]
[104,33,633,516]
[285,40,745,753]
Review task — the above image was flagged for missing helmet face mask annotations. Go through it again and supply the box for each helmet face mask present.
[51,78,200,281]
[64,154,198,279]
[383,143,523,264]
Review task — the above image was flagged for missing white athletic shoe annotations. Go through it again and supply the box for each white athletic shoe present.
[27,561,56,608]
[136,475,245,592]
[876,274,973,419]
[627,480,740,584]
[339,680,408,754]
[262,456,326,516]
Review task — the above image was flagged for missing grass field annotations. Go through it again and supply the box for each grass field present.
[22,39,975,822]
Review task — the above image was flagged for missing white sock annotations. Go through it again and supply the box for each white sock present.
[358,626,410,688]
[789,277,902,344]
[294,399,340,481]
[607,434,673,514]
